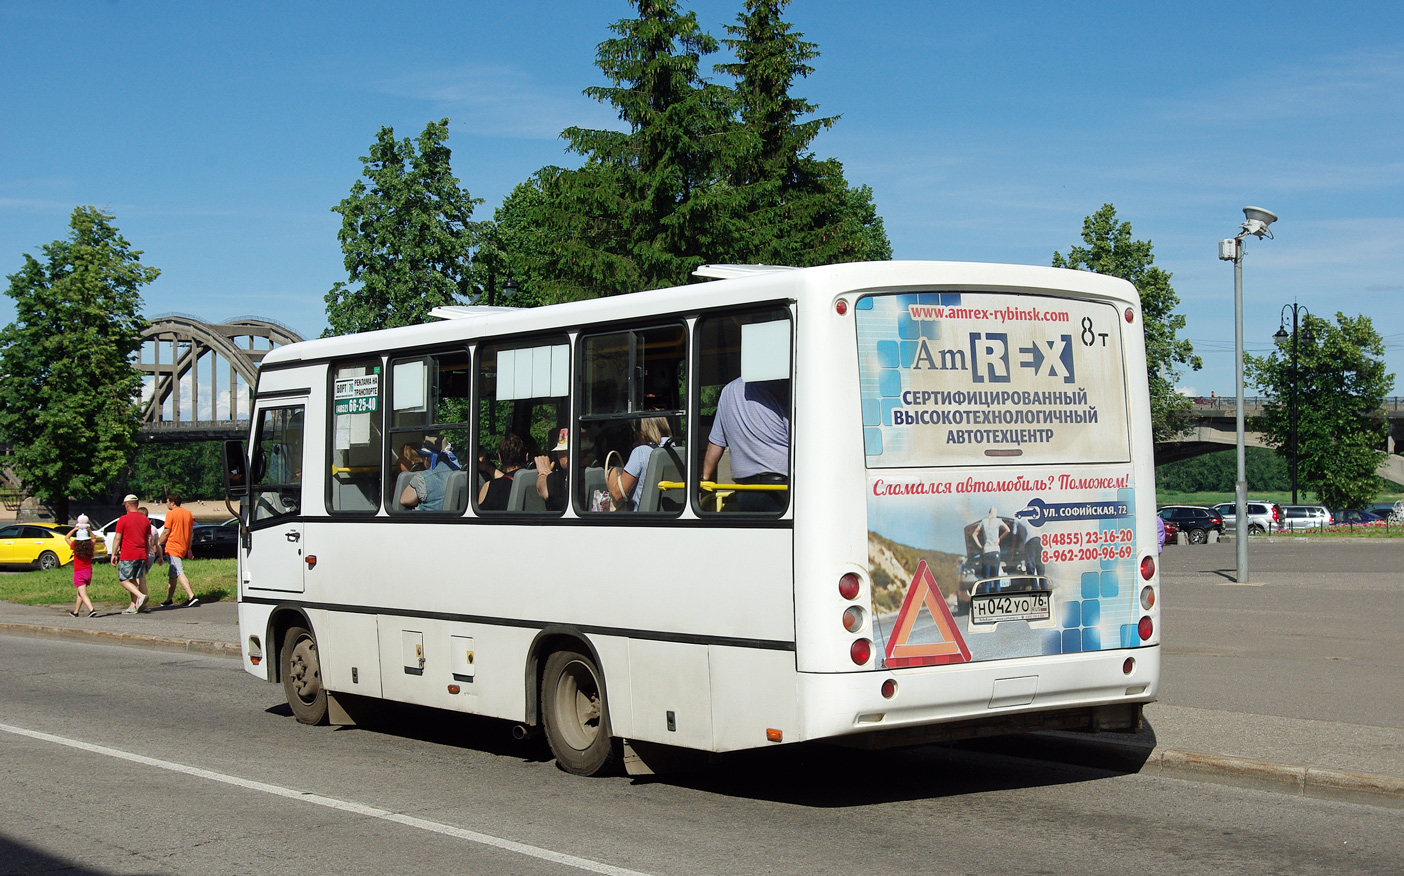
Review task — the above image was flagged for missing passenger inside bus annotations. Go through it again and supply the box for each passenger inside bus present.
[609,416,678,511]
[534,427,570,512]
[398,436,462,512]
[701,377,790,513]
[478,433,528,511]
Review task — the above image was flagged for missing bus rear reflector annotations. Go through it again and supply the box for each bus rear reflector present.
[842,606,865,633]
[1138,616,1153,640]
[1123,657,1135,675]
[839,573,861,600]
[1125,307,1135,323]
[1140,585,1156,610]
[835,300,848,316]
[850,638,872,665]
[766,728,783,742]
[881,679,897,699]
[1140,556,1155,580]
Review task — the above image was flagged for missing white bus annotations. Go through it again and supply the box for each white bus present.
[227,260,1161,776]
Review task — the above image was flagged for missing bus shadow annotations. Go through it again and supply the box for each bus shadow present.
[264,699,555,764]
[634,728,1157,807]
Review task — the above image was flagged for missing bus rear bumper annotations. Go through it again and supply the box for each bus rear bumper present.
[796,645,1158,746]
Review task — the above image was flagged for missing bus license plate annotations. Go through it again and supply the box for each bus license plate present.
[970,592,1052,625]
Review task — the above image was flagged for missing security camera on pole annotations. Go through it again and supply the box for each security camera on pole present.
[1218,207,1277,584]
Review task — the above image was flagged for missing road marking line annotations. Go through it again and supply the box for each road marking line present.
[0,721,653,876]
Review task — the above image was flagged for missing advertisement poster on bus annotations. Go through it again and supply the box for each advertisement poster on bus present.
[855,291,1143,666]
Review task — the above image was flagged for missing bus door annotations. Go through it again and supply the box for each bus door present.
[245,403,307,594]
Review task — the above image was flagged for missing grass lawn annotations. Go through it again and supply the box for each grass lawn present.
[0,558,235,607]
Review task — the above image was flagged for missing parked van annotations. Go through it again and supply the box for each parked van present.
[1281,505,1331,531]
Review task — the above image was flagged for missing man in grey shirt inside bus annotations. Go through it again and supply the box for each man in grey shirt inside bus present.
[701,377,790,513]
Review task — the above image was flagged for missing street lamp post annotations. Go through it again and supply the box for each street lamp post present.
[1274,303,1313,505]
[1219,207,1277,585]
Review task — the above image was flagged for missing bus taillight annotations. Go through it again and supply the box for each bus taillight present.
[842,606,866,633]
[1138,616,1153,640]
[1140,585,1156,610]
[1125,307,1135,323]
[850,638,872,665]
[1140,555,1155,580]
[838,572,861,600]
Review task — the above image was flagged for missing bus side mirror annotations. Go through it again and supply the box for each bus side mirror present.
[223,440,248,529]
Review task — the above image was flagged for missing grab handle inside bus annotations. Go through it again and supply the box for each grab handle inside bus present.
[692,481,789,492]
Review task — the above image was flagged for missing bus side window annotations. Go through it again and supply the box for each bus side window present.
[576,325,686,515]
[328,359,384,514]
[695,308,791,515]
[386,351,472,514]
[252,406,305,523]
[475,337,570,514]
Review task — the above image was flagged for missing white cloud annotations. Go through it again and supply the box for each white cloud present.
[377,65,620,140]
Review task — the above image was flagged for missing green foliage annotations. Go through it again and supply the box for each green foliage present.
[1246,312,1393,509]
[496,0,889,305]
[1053,204,1200,441]
[0,207,156,522]
[324,119,482,334]
[714,0,891,265]
[126,441,226,501]
[1156,448,1289,493]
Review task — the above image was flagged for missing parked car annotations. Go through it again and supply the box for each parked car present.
[1157,505,1224,544]
[0,523,79,569]
[1281,504,1332,531]
[190,519,239,558]
[1162,519,1180,545]
[1211,500,1282,535]
[96,513,164,556]
[33,523,108,561]
[1333,508,1386,527]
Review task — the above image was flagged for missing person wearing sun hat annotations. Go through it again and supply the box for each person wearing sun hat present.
[64,517,97,617]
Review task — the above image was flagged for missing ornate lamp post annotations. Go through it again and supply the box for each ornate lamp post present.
[1219,207,1277,585]
[1274,303,1313,505]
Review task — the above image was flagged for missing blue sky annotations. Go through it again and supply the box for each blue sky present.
[2,1,1401,396]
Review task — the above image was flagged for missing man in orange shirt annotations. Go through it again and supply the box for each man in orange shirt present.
[159,493,198,607]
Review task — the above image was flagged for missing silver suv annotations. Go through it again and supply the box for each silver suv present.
[1212,501,1282,535]
[1281,504,1332,531]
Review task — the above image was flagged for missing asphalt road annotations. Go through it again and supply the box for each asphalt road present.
[4,635,1403,875]
[1157,538,1404,728]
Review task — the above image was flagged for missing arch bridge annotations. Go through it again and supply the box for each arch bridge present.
[137,314,303,444]
[1156,397,1404,485]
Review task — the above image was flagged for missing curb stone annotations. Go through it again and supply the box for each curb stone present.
[0,622,241,659]
[6,620,1402,808]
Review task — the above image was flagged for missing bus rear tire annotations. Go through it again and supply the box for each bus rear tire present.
[542,649,617,776]
[281,624,328,725]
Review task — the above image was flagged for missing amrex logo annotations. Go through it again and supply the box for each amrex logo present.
[907,333,1076,384]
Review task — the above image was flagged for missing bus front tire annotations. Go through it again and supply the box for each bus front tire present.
[542,649,617,776]
[281,624,328,725]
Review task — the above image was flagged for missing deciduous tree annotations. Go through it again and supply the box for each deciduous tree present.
[0,207,156,522]
[1247,312,1392,509]
[324,119,481,334]
[1053,204,1200,441]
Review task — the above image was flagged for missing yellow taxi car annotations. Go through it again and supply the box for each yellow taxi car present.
[0,522,106,569]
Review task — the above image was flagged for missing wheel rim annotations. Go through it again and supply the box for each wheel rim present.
[1190,529,1206,543]
[39,552,58,570]
[288,636,321,704]
[552,658,602,752]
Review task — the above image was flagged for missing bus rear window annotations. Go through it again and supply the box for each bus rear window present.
[855,291,1131,467]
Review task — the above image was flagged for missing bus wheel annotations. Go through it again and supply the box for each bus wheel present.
[37,551,60,571]
[281,625,328,725]
[542,649,617,776]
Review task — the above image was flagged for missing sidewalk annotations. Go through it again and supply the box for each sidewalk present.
[3,568,1403,807]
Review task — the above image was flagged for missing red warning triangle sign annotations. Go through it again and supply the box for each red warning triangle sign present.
[883,560,971,668]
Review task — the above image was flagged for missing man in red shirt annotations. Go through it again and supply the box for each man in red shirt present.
[159,493,198,607]
[110,493,151,614]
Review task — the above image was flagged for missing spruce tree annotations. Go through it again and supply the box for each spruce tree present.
[716,0,890,265]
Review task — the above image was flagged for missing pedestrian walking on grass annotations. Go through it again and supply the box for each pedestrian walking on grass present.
[109,494,150,614]
[64,515,97,617]
[159,493,197,607]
